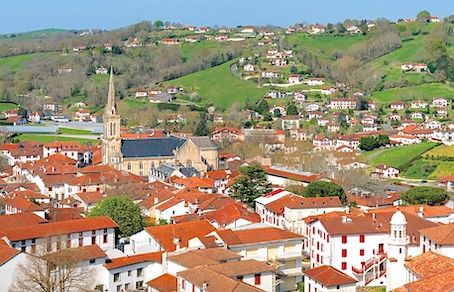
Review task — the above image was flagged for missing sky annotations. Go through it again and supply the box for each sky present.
[0,0,452,34]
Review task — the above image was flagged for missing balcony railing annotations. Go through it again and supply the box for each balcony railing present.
[352,252,386,274]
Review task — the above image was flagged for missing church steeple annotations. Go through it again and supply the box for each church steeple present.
[106,66,117,116]
[102,66,121,167]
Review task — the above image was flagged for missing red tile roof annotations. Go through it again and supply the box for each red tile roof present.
[263,166,318,183]
[104,251,162,270]
[4,196,44,212]
[419,223,454,245]
[216,227,303,246]
[1,216,118,241]
[404,251,454,278]
[75,191,103,205]
[304,265,357,287]
[46,244,106,262]
[145,220,216,252]
[147,274,177,292]
[265,194,342,215]
[0,213,48,231]
[396,269,454,292]
[0,239,20,266]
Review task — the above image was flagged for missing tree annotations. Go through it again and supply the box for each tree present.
[305,181,347,204]
[230,164,272,206]
[193,113,210,136]
[289,66,298,74]
[416,10,431,23]
[286,103,298,116]
[255,99,269,115]
[401,186,448,206]
[154,20,164,29]
[10,245,94,292]
[359,136,378,151]
[89,196,144,237]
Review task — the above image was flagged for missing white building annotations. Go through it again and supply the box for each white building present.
[304,265,358,292]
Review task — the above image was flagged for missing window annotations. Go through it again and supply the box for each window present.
[341,262,347,270]
[182,280,186,289]
[67,235,71,248]
[127,163,131,170]
[139,162,143,170]
[89,259,95,264]
[359,234,365,243]
[116,285,121,292]
[254,273,261,285]
[341,235,347,243]
[114,273,120,282]
[125,283,130,291]
[237,276,243,282]
[92,235,96,245]
[128,270,132,276]
[137,268,143,277]
[360,249,365,256]
[342,249,347,257]
[78,237,83,247]
[136,281,143,289]
[103,234,108,244]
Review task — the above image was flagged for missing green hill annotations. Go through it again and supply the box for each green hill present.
[371,83,454,103]
[166,60,267,109]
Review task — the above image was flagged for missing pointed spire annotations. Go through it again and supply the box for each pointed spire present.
[106,66,117,115]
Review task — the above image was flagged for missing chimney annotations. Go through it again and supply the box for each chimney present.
[173,237,181,251]
[418,206,424,217]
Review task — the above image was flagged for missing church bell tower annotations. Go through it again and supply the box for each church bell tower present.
[102,67,122,168]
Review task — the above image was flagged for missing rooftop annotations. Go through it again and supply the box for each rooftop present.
[304,265,357,287]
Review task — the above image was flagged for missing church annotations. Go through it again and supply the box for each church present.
[101,69,219,177]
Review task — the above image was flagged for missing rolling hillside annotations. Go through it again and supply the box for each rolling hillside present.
[166,60,267,109]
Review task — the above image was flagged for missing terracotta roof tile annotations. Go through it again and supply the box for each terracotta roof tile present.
[265,194,342,215]
[0,213,48,231]
[0,239,20,266]
[104,251,162,270]
[145,220,216,252]
[304,265,357,287]
[419,223,454,245]
[1,216,118,241]
[404,251,454,278]
[147,273,177,292]
[216,227,303,246]
[398,269,454,292]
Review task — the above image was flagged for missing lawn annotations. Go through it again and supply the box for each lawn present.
[180,41,223,61]
[16,134,98,144]
[0,102,19,112]
[58,127,94,135]
[285,34,367,60]
[402,159,440,179]
[166,60,267,109]
[371,83,454,104]
[369,142,438,169]
[0,52,54,72]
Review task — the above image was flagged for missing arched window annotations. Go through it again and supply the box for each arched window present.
[186,160,192,167]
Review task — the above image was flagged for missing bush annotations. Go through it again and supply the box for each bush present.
[305,181,347,204]
[401,186,448,206]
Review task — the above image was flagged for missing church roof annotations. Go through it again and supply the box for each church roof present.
[121,136,186,158]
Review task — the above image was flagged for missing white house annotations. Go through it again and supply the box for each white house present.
[304,265,358,292]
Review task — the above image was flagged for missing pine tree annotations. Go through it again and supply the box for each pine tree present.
[230,164,272,206]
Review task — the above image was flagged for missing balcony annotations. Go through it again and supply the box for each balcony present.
[275,251,302,261]
[277,267,303,276]
[352,252,386,274]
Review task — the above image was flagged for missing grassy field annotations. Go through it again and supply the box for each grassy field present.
[402,159,440,179]
[371,83,454,103]
[15,134,98,144]
[166,60,267,109]
[0,52,55,72]
[0,102,19,112]
[430,161,454,179]
[58,127,94,135]
[181,41,223,61]
[368,142,438,169]
[285,34,367,60]
[1,29,68,41]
